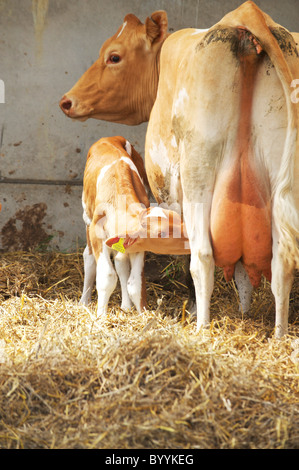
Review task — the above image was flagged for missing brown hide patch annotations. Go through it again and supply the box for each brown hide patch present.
[1,203,49,251]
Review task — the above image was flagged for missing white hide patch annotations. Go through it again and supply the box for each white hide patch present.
[82,197,92,226]
[97,162,114,186]
[173,88,189,117]
[191,28,210,35]
[171,135,178,148]
[117,21,127,38]
[145,207,168,219]
[96,155,143,196]
[125,140,132,156]
[120,156,143,183]
[149,139,169,176]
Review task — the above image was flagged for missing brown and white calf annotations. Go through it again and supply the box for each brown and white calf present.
[80,136,189,315]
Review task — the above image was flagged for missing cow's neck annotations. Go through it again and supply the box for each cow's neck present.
[139,38,169,123]
[137,51,160,123]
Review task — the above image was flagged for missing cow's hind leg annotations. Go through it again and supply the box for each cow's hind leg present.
[271,226,294,338]
[184,201,214,330]
[114,252,133,311]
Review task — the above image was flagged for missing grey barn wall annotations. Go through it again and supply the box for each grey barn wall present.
[0,0,298,251]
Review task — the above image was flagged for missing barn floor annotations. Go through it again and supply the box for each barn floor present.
[0,250,298,449]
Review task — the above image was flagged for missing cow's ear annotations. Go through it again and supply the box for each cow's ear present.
[124,13,142,27]
[145,10,168,45]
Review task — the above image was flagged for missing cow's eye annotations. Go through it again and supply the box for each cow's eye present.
[108,54,121,64]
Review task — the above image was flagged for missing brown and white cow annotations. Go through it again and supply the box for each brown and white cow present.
[61,2,299,337]
[145,2,299,338]
[80,136,189,316]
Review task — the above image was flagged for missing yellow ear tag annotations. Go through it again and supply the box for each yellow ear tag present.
[111,237,126,253]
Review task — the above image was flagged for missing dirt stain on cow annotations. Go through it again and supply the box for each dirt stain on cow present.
[197,25,298,59]
[269,27,299,57]
[1,202,49,251]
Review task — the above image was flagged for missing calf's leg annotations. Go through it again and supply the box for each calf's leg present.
[80,244,96,305]
[128,252,147,313]
[95,245,118,316]
[114,252,133,311]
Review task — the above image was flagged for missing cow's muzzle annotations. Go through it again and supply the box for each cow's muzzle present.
[59,94,91,121]
[60,95,72,113]
[59,94,76,116]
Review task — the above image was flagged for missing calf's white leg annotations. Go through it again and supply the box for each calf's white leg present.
[114,252,133,311]
[96,245,118,317]
[128,252,146,313]
[80,245,96,305]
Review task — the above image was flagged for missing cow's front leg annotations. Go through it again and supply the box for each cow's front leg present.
[96,245,118,317]
[114,252,133,311]
[271,225,294,338]
[80,244,96,305]
[128,252,147,313]
[183,200,214,330]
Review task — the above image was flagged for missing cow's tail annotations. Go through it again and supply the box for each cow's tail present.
[230,1,299,269]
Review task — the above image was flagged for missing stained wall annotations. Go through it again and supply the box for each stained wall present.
[0,0,298,251]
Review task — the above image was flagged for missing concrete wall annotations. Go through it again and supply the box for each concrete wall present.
[0,0,298,252]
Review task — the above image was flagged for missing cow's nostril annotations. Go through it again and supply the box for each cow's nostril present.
[60,97,72,111]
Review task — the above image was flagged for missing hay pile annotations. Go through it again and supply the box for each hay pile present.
[0,250,298,449]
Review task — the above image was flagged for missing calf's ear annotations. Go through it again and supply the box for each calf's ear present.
[105,237,127,253]
[105,235,140,253]
[145,10,168,44]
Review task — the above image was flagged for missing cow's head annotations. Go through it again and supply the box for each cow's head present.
[105,206,190,255]
[60,11,168,125]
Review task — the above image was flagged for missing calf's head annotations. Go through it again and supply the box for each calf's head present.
[60,11,168,125]
[106,206,190,255]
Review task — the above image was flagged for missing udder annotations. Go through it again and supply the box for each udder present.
[210,147,272,287]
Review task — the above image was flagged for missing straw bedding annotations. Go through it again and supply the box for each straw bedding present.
[0,249,298,449]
